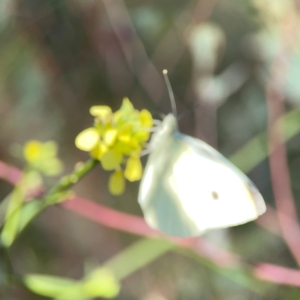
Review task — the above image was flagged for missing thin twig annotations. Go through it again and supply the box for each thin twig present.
[266,12,300,265]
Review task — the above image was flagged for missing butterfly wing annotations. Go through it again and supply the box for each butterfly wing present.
[138,116,266,237]
[139,132,203,236]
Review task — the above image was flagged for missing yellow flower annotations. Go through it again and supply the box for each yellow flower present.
[90,106,112,122]
[23,140,63,176]
[75,128,99,151]
[101,149,123,171]
[90,142,108,160]
[125,156,143,182]
[24,141,42,162]
[118,124,132,143]
[75,98,154,195]
[103,128,118,146]
[140,109,153,128]
[109,170,125,195]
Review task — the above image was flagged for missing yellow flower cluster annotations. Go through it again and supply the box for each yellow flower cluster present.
[23,140,63,176]
[75,98,153,195]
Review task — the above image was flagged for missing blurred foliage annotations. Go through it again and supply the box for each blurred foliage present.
[24,267,120,299]
[1,0,300,299]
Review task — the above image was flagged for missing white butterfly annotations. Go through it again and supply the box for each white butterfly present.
[138,114,266,237]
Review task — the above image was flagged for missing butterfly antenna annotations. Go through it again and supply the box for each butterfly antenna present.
[163,69,177,117]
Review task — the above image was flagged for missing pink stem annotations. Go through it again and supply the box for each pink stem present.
[254,263,300,287]
[1,160,300,287]
[266,14,300,266]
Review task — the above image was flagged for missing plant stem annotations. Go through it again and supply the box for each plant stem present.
[1,246,14,284]
[1,159,99,249]
[47,159,98,196]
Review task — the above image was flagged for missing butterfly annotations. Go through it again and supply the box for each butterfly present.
[138,113,266,237]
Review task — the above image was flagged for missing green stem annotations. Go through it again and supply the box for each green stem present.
[1,159,99,249]
[47,159,98,196]
[40,159,99,207]
[1,246,14,284]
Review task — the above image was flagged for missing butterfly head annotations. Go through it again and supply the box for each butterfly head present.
[150,114,178,148]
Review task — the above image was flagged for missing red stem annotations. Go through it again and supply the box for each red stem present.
[1,160,300,287]
[266,14,300,266]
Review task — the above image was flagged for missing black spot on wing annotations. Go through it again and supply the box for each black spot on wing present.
[211,191,219,200]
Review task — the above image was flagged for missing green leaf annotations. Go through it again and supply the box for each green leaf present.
[1,191,70,248]
[24,268,120,299]
[24,274,85,300]
[17,200,45,233]
[230,107,300,172]
[17,191,71,234]
[83,268,120,298]
[104,238,173,280]
[1,185,24,247]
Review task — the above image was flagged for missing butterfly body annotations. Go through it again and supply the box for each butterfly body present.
[138,114,266,237]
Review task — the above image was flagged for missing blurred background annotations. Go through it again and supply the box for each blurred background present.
[2,0,300,299]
